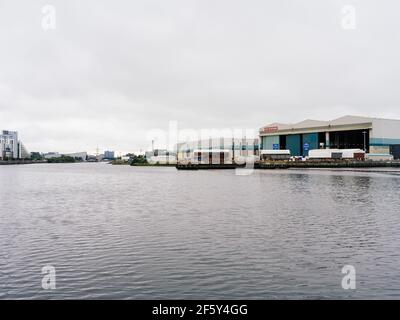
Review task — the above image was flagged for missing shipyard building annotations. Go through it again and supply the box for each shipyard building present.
[259,116,400,159]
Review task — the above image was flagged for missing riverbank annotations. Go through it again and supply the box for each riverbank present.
[111,159,176,167]
[0,160,47,165]
[257,161,400,169]
[176,161,400,170]
[131,163,176,167]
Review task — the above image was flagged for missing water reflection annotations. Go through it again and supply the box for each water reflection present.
[1,164,400,299]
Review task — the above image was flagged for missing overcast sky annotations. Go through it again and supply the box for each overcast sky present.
[1,0,400,154]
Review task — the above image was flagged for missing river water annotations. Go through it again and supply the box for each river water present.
[1,163,400,299]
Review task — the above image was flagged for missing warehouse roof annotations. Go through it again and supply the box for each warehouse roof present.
[292,119,328,129]
[260,115,375,133]
[329,115,373,126]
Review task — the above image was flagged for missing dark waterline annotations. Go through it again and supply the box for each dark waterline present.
[1,163,400,299]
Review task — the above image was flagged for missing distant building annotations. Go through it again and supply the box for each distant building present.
[0,130,18,159]
[147,155,177,165]
[96,154,104,162]
[18,142,30,159]
[145,149,177,164]
[64,152,87,161]
[30,152,43,160]
[0,130,28,160]
[176,138,259,164]
[145,149,176,159]
[43,152,61,159]
[103,150,115,160]
[87,155,98,162]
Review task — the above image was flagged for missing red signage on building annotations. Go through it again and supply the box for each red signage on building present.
[260,126,279,134]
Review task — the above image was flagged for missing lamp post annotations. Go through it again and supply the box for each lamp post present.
[232,138,235,164]
[362,131,367,152]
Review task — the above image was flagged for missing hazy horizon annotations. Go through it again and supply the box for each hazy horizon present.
[1,0,400,154]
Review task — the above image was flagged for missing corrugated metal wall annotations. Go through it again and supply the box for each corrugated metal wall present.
[262,136,279,150]
[302,133,319,156]
[286,134,301,156]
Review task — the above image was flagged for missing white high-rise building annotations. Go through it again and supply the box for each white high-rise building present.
[0,130,28,160]
[18,141,30,159]
[0,130,19,160]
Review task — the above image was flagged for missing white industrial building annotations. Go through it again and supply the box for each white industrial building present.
[43,152,61,159]
[259,116,400,159]
[176,138,259,164]
[145,149,177,164]
[147,155,177,165]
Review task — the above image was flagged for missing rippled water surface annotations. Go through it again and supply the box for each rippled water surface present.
[1,163,400,299]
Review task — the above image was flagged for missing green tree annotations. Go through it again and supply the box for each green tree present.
[47,155,76,163]
[30,152,43,160]
[130,154,148,165]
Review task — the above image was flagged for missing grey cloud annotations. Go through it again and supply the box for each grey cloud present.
[0,0,399,153]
